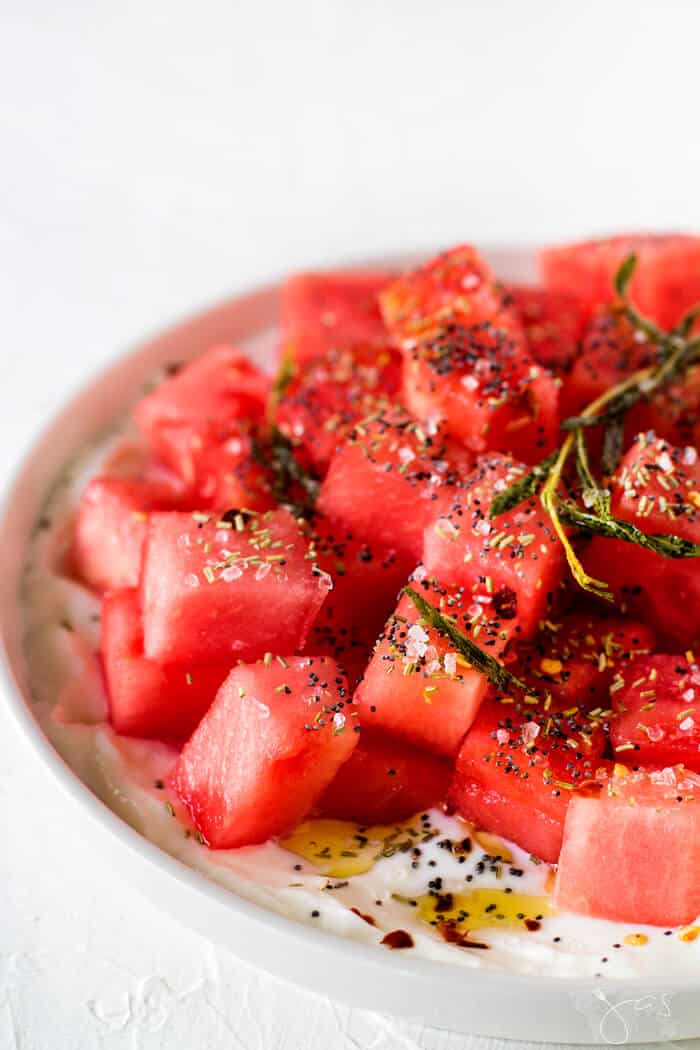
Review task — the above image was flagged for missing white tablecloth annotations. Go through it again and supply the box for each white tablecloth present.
[3,3,700,1045]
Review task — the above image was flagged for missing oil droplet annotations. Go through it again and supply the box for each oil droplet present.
[279,818,430,878]
[679,925,700,942]
[417,888,553,933]
[623,932,649,947]
[472,830,513,862]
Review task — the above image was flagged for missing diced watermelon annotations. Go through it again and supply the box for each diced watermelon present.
[506,285,587,373]
[280,271,392,365]
[401,323,560,462]
[610,653,700,770]
[540,233,700,330]
[555,766,700,925]
[380,245,521,348]
[355,578,515,757]
[583,434,700,647]
[141,508,329,664]
[422,454,565,641]
[151,421,276,511]
[448,697,609,863]
[101,589,228,740]
[318,730,452,824]
[317,413,472,563]
[172,655,357,847]
[306,516,411,680]
[276,344,403,473]
[72,476,185,592]
[135,345,269,455]
[508,612,656,712]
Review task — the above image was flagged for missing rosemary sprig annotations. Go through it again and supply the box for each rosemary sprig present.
[252,427,319,517]
[487,451,558,519]
[557,503,700,559]
[403,587,531,695]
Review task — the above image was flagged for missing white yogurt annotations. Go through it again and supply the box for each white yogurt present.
[19,429,700,979]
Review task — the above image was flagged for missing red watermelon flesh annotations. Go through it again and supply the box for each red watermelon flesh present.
[276,343,403,473]
[280,270,392,365]
[135,345,269,450]
[317,413,472,563]
[448,697,609,863]
[318,730,452,824]
[355,578,515,757]
[506,285,587,373]
[610,653,700,770]
[380,245,522,349]
[555,766,700,925]
[540,233,700,330]
[172,655,357,848]
[422,454,565,642]
[508,612,656,712]
[402,323,560,463]
[72,476,186,593]
[102,589,228,740]
[141,508,329,664]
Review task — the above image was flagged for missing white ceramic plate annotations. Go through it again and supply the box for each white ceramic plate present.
[1,247,697,1044]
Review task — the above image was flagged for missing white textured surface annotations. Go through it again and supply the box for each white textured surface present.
[3,2,700,1046]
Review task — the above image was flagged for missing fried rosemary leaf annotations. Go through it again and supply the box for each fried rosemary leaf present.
[252,427,319,516]
[269,350,296,413]
[600,416,625,477]
[403,586,531,695]
[488,450,559,519]
[575,428,610,518]
[557,503,700,559]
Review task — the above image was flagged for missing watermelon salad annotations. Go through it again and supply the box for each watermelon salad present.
[23,233,700,975]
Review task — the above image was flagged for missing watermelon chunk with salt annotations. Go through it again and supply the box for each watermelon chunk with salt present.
[73,476,185,593]
[506,285,587,373]
[422,454,565,641]
[172,655,357,847]
[319,730,452,824]
[583,434,700,647]
[610,653,700,770]
[102,589,228,740]
[317,413,472,563]
[355,577,515,757]
[141,508,329,664]
[540,233,700,330]
[276,343,403,473]
[448,697,609,863]
[555,766,700,926]
[401,323,560,463]
[280,270,392,365]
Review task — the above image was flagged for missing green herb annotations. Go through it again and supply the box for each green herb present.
[252,427,319,517]
[558,503,700,559]
[403,587,530,695]
[488,451,559,519]
[269,350,296,416]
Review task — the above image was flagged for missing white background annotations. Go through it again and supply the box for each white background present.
[2,2,700,1046]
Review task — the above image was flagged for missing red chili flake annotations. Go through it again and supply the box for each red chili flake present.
[350,907,376,927]
[381,929,414,949]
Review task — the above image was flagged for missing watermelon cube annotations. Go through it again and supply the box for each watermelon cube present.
[276,343,403,473]
[506,285,587,373]
[540,233,700,330]
[73,476,185,593]
[172,655,357,847]
[305,516,412,679]
[583,434,700,647]
[355,577,515,756]
[448,697,609,863]
[401,323,560,462]
[280,270,392,365]
[555,766,700,926]
[102,589,228,740]
[610,653,700,770]
[319,730,452,824]
[508,612,656,712]
[422,454,566,642]
[141,508,329,664]
[135,345,269,455]
[317,413,472,563]
[380,245,521,349]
